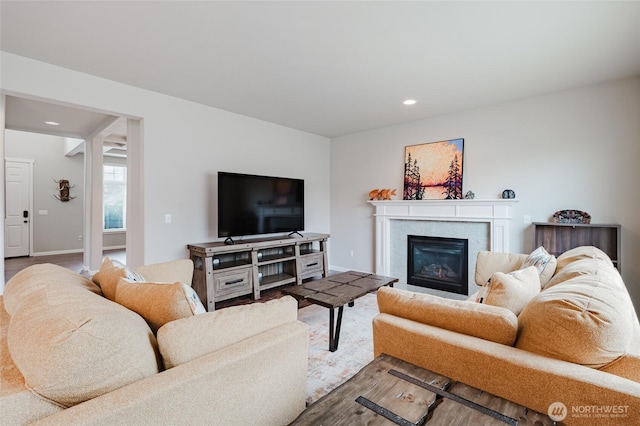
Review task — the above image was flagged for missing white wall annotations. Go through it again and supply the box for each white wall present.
[330,77,640,311]
[1,53,331,270]
[5,130,84,254]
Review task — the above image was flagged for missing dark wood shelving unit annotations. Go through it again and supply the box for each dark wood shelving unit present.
[533,222,621,271]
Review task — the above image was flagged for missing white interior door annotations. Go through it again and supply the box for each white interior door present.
[5,160,31,257]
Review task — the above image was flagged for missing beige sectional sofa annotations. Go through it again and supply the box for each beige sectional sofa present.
[373,246,640,425]
[1,259,309,425]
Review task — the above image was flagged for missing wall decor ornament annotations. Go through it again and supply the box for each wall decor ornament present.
[552,209,591,224]
[403,138,464,200]
[54,179,76,202]
[501,189,516,199]
[369,188,397,200]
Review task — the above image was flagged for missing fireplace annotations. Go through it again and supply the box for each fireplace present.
[407,235,468,295]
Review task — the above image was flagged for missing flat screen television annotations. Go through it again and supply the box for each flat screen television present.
[218,172,305,240]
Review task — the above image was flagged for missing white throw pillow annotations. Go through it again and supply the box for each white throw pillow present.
[521,246,556,288]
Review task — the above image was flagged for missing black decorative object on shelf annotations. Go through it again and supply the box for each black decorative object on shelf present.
[501,189,515,199]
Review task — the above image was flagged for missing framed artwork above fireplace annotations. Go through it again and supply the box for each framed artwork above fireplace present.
[403,138,464,200]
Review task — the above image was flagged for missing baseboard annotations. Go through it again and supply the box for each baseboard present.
[329,265,372,274]
[32,246,125,257]
[32,248,83,257]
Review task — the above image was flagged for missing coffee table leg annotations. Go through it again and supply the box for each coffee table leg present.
[329,306,345,352]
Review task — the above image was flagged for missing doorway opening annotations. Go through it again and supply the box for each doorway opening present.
[2,94,143,288]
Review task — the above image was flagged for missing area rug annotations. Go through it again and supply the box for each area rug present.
[296,292,379,405]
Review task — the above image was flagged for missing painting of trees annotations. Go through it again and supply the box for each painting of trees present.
[403,139,464,200]
[442,153,462,199]
[403,151,425,200]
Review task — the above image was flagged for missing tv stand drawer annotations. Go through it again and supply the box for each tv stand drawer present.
[299,253,324,279]
[211,267,253,300]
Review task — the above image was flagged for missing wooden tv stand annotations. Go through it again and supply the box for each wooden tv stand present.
[187,233,329,311]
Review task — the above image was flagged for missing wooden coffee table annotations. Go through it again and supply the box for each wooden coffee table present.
[290,354,557,425]
[283,271,398,352]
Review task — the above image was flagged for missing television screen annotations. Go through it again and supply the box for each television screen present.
[218,172,305,238]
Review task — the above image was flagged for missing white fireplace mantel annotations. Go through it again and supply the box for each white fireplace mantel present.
[370,199,517,277]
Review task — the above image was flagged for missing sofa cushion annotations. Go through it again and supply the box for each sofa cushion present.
[377,287,518,346]
[0,296,64,424]
[474,251,528,286]
[544,257,620,290]
[520,246,556,288]
[157,296,299,368]
[554,245,613,272]
[3,263,102,316]
[6,264,160,407]
[478,266,540,315]
[516,271,635,368]
[115,278,206,333]
[133,259,194,286]
[92,257,145,301]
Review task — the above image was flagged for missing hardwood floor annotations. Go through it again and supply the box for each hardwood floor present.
[4,249,126,283]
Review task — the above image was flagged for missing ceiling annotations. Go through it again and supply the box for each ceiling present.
[4,96,127,157]
[1,1,639,139]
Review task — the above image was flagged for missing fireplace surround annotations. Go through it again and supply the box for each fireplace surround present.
[370,199,516,297]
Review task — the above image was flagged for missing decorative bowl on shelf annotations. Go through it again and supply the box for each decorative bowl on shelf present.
[552,210,591,224]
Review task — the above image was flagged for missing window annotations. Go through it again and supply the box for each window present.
[104,165,126,230]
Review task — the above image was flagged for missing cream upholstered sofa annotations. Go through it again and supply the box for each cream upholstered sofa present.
[1,259,309,425]
[373,246,640,425]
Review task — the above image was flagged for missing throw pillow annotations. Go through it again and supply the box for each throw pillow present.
[480,266,541,315]
[474,279,491,303]
[92,257,145,301]
[521,246,557,288]
[114,278,205,333]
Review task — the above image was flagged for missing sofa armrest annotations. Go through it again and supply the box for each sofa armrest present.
[373,314,640,425]
[32,321,309,426]
[133,259,194,285]
[377,287,518,346]
[157,296,298,368]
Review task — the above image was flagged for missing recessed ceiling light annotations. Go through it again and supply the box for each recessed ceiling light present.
[403,99,417,105]
[44,121,61,126]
